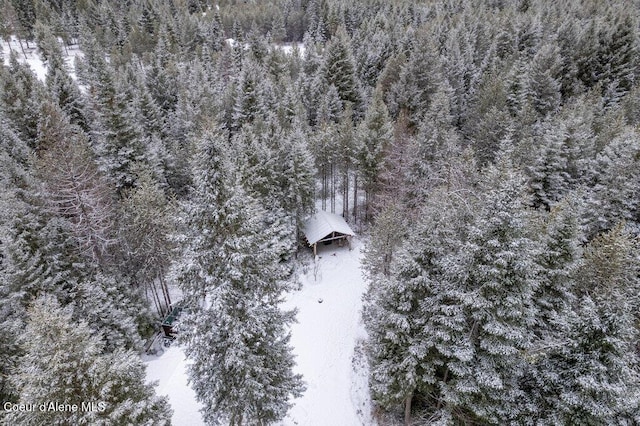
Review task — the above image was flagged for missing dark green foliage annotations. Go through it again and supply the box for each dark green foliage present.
[0,55,44,148]
[4,1,640,424]
[174,129,305,424]
[322,26,363,114]
[7,296,172,426]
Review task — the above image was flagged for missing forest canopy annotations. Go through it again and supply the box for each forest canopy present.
[2,0,640,424]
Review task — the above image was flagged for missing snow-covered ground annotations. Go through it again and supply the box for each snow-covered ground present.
[275,42,306,56]
[1,36,82,82]
[281,238,371,425]
[144,238,372,425]
[143,345,203,424]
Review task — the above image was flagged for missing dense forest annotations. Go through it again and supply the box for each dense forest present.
[2,0,640,424]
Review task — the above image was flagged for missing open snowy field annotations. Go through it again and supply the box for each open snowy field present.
[144,238,372,425]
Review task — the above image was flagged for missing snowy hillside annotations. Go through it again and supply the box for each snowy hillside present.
[145,239,372,425]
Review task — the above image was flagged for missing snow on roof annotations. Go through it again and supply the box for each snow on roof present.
[303,211,355,246]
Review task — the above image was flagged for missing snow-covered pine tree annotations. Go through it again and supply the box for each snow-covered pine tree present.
[389,32,442,128]
[7,296,172,426]
[0,53,44,149]
[357,88,393,221]
[321,25,363,116]
[72,272,149,352]
[364,187,476,425]
[586,127,640,235]
[449,147,540,424]
[527,42,562,117]
[231,57,268,132]
[599,12,638,107]
[518,199,583,422]
[174,128,304,425]
[0,119,33,404]
[0,114,81,309]
[532,199,582,336]
[276,122,317,242]
[527,120,571,210]
[528,225,640,424]
[300,35,325,125]
[77,34,146,192]
[45,43,88,131]
[462,70,513,165]
[146,32,179,109]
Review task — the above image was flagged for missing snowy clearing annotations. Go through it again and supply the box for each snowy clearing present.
[280,238,372,425]
[1,36,82,82]
[144,238,372,425]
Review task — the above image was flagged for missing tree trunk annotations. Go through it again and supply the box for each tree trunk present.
[404,392,413,426]
[330,162,335,213]
[321,164,327,211]
[17,38,27,59]
[150,281,163,316]
[342,168,349,218]
[353,174,358,224]
[159,271,172,308]
[146,282,160,317]
[365,190,370,222]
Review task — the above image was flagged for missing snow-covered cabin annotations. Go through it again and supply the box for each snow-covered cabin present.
[303,211,355,256]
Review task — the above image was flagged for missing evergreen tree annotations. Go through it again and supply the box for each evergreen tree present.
[300,36,325,125]
[147,32,179,113]
[231,58,268,132]
[119,165,175,315]
[78,34,145,191]
[321,26,362,115]
[276,123,317,239]
[0,54,44,148]
[586,128,640,235]
[528,42,562,117]
[389,34,442,127]
[463,70,512,165]
[174,128,304,424]
[10,0,36,43]
[528,121,571,210]
[364,187,476,425]
[450,150,540,424]
[0,120,33,404]
[45,45,88,131]
[600,12,638,106]
[527,225,640,424]
[357,88,393,220]
[7,296,172,426]
[532,200,582,336]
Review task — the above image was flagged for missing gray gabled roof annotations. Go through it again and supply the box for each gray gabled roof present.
[303,211,355,246]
